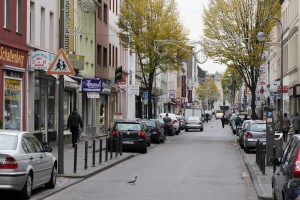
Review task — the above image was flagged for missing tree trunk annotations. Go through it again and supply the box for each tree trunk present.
[250,87,258,120]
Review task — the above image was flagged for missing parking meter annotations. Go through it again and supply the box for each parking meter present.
[265,106,275,163]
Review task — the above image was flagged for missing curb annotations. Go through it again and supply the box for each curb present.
[239,147,272,200]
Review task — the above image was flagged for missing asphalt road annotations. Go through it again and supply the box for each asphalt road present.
[43,119,258,200]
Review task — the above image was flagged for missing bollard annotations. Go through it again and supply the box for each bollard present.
[256,140,260,164]
[73,143,77,173]
[262,145,266,175]
[273,146,276,173]
[92,139,96,167]
[84,140,88,170]
[110,137,113,160]
[115,135,119,157]
[99,139,102,164]
[119,134,122,156]
[105,138,108,162]
[259,142,263,171]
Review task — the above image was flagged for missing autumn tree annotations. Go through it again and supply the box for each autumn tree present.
[221,66,243,108]
[117,0,190,118]
[195,76,220,110]
[201,0,281,119]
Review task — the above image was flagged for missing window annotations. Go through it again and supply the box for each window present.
[40,7,45,48]
[104,4,108,24]
[49,12,54,50]
[116,47,118,67]
[4,0,11,29]
[87,98,94,126]
[97,45,102,66]
[98,0,102,19]
[109,44,111,66]
[30,1,35,43]
[112,46,115,67]
[0,135,17,150]
[16,0,22,33]
[64,90,74,130]
[103,47,107,67]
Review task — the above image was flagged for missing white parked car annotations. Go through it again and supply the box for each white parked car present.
[0,130,57,199]
[158,113,180,134]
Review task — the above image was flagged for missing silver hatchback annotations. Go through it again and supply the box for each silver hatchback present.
[0,130,57,199]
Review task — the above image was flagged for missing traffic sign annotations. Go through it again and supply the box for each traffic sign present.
[46,48,75,75]
[143,92,149,100]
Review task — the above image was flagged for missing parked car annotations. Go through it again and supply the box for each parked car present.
[185,116,203,132]
[238,120,253,148]
[0,130,57,199]
[140,119,166,144]
[243,121,266,153]
[272,135,300,200]
[158,113,180,134]
[108,120,151,153]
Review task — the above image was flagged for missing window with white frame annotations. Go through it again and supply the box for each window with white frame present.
[4,0,11,29]
[16,0,22,33]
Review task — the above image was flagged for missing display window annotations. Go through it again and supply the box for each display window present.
[4,77,22,130]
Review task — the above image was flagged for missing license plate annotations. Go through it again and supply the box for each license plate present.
[123,141,134,144]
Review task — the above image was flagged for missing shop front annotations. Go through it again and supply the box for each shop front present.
[0,44,28,131]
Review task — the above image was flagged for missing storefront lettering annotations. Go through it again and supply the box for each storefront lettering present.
[0,47,25,66]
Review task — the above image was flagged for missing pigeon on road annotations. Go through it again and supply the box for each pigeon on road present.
[127,176,137,184]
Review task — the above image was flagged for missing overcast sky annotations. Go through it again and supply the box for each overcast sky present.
[175,0,226,74]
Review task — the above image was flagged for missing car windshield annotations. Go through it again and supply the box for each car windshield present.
[249,124,266,132]
[115,123,141,131]
[143,120,156,127]
[0,135,18,150]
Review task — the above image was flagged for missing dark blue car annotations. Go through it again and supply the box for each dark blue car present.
[272,135,300,200]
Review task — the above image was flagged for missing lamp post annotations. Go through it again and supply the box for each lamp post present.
[256,17,283,131]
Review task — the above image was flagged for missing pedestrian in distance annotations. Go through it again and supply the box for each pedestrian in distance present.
[292,112,300,134]
[221,114,226,128]
[67,108,83,147]
[163,113,172,135]
[282,113,291,142]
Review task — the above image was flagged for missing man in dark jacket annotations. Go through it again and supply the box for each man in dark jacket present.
[67,108,83,147]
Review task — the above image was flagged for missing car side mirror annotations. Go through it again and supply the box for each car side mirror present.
[44,145,53,152]
[267,157,280,166]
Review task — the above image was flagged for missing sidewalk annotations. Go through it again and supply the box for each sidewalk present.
[240,139,287,200]
[51,137,137,178]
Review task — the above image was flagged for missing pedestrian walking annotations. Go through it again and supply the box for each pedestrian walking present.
[163,113,172,135]
[292,113,300,134]
[67,108,83,147]
[282,113,291,142]
[221,114,225,128]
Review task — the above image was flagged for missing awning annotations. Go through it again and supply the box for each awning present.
[51,75,79,88]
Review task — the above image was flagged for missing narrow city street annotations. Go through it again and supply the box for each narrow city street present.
[43,119,258,200]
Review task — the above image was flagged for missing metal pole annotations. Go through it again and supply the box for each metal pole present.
[99,139,102,164]
[84,140,88,170]
[57,0,65,175]
[280,31,283,132]
[92,139,96,167]
[73,143,77,173]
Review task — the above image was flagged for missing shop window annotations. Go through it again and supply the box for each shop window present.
[64,90,74,130]
[87,98,94,126]
[4,77,22,130]
[100,104,105,125]
[34,78,55,131]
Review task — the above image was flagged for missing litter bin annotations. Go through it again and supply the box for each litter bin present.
[274,132,283,158]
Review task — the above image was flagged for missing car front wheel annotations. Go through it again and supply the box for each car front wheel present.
[45,165,57,189]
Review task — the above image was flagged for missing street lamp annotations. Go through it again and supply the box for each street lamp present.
[256,17,283,131]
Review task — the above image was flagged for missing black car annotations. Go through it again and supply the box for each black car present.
[141,119,166,144]
[108,121,151,153]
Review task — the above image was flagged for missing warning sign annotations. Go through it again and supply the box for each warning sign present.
[46,48,75,75]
